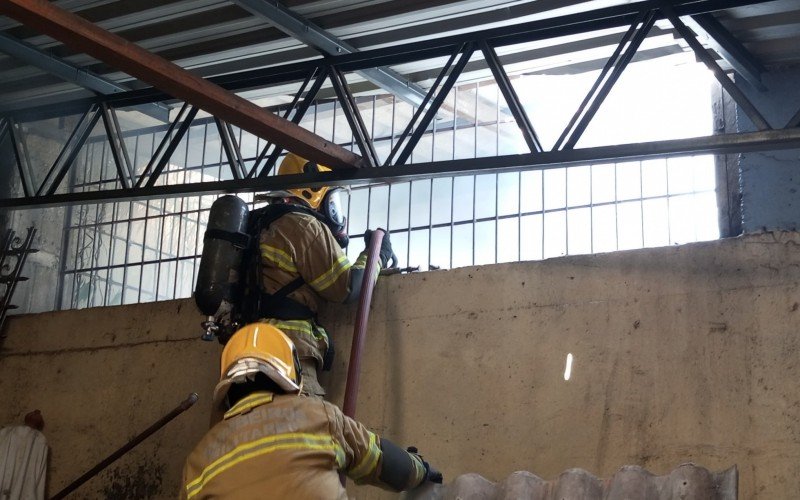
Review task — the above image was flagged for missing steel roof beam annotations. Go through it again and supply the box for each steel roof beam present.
[0,0,364,169]
[233,0,427,108]
[3,127,800,209]
[0,32,169,121]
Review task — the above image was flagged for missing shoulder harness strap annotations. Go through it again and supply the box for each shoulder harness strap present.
[248,203,317,320]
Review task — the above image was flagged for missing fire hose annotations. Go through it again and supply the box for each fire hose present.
[340,228,385,486]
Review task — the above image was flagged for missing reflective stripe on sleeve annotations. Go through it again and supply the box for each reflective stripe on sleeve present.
[263,319,325,341]
[259,244,297,273]
[309,254,351,292]
[185,433,344,499]
[347,431,382,482]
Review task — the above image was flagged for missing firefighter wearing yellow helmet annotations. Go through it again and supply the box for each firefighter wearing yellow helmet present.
[244,153,396,397]
[276,152,332,210]
[181,324,442,499]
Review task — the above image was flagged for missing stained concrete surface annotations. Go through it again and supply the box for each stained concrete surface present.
[1,232,799,498]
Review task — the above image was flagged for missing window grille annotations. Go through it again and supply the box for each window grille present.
[60,61,718,309]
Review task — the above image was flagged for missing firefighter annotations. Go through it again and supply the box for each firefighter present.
[181,323,442,499]
[247,153,395,397]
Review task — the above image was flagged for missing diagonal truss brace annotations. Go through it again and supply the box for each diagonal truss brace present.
[393,42,477,167]
[787,107,800,130]
[684,13,766,91]
[660,1,771,131]
[216,118,248,180]
[384,46,463,167]
[256,66,330,179]
[555,9,656,151]
[479,39,543,154]
[142,105,200,189]
[2,117,35,197]
[99,103,134,189]
[329,66,380,168]
[246,67,319,178]
[35,105,102,197]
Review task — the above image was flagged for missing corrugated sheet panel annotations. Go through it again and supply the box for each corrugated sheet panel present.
[405,463,737,500]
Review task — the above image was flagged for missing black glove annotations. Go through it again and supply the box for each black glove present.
[407,446,443,484]
[364,229,397,269]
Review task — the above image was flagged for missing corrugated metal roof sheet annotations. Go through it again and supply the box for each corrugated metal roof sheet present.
[405,463,737,500]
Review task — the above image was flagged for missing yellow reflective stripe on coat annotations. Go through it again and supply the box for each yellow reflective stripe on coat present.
[348,431,381,481]
[185,433,343,499]
[223,392,274,420]
[259,244,297,273]
[264,319,324,341]
[309,254,351,292]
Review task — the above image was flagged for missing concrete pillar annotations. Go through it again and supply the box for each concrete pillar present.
[736,64,800,232]
[0,117,74,315]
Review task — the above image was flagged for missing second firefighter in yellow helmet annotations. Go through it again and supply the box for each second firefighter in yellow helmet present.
[213,323,302,410]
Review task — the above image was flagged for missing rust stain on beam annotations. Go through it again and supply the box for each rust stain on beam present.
[0,0,365,169]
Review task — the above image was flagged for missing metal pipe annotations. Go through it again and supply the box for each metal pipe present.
[342,229,385,419]
[50,392,199,500]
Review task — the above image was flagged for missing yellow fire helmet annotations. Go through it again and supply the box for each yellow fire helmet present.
[212,323,303,409]
[277,152,331,209]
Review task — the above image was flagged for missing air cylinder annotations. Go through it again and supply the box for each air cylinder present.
[194,195,249,317]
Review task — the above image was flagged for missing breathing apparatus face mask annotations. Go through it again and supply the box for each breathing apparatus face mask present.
[320,189,349,249]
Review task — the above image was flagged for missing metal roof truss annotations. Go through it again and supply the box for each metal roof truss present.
[2,0,798,210]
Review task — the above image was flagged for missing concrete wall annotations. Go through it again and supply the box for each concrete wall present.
[737,64,800,232]
[1,233,800,498]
